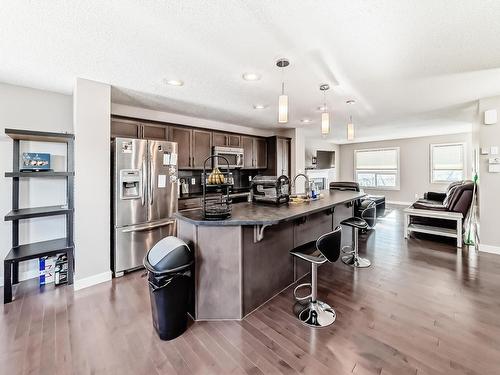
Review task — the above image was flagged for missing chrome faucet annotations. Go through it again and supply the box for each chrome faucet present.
[293,173,310,198]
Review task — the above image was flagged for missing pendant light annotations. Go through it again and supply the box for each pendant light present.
[276,58,290,123]
[346,99,355,141]
[319,84,330,135]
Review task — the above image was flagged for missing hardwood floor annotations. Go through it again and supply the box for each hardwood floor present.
[2,205,500,374]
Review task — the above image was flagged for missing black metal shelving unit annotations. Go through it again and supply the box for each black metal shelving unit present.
[3,128,75,303]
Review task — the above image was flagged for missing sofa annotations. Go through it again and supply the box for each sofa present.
[410,180,475,229]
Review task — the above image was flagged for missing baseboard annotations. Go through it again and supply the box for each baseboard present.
[479,244,500,255]
[386,200,412,206]
[74,271,112,291]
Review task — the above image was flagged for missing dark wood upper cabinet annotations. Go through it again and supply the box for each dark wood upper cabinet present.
[266,136,291,177]
[169,126,192,169]
[110,117,269,171]
[241,136,267,169]
[242,136,255,168]
[212,132,228,147]
[227,134,241,147]
[192,130,212,169]
[254,138,268,169]
[111,120,141,139]
[142,123,168,140]
[213,132,241,148]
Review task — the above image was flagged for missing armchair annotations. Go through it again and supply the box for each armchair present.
[404,180,475,247]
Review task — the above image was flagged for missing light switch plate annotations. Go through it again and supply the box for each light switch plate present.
[491,146,499,155]
[484,109,498,125]
[191,178,196,185]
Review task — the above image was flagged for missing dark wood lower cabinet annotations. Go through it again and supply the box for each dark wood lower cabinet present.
[242,223,294,315]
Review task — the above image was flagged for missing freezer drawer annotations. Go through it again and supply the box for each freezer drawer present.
[113,219,176,274]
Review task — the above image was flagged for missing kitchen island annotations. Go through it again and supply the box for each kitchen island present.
[176,190,365,320]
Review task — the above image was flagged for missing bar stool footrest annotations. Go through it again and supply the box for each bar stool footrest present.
[293,283,312,301]
[341,245,354,254]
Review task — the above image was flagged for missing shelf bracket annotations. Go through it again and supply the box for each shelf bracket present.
[254,224,271,243]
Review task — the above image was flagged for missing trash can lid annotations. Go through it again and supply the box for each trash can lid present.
[145,236,193,274]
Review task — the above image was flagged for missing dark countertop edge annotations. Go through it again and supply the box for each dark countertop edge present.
[175,192,366,226]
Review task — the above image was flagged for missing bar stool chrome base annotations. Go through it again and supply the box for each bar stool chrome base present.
[297,300,336,327]
[341,253,371,268]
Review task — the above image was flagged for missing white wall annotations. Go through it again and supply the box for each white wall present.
[476,97,500,253]
[0,83,73,285]
[339,133,473,204]
[305,138,340,172]
[73,78,112,289]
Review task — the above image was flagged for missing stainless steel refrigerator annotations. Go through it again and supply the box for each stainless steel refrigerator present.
[112,138,178,276]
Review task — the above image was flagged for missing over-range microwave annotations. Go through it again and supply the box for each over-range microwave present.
[213,146,244,168]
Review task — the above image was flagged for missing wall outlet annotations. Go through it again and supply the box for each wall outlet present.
[490,146,499,155]
[191,178,196,185]
[415,193,419,200]
[248,175,252,182]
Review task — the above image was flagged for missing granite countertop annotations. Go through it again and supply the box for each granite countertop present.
[175,190,365,226]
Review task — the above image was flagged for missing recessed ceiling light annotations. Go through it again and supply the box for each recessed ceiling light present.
[164,79,184,86]
[317,105,327,111]
[301,119,312,123]
[253,104,267,109]
[242,73,261,81]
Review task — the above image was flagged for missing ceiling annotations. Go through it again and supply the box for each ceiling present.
[2,1,500,143]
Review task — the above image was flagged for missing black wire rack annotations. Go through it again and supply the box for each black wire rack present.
[201,155,233,219]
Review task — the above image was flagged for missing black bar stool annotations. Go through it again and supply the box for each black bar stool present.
[290,226,342,328]
[341,200,376,268]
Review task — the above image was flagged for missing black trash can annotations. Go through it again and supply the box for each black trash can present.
[144,236,194,341]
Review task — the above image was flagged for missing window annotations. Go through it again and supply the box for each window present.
[430,143,465,183]
[354,147,400,190]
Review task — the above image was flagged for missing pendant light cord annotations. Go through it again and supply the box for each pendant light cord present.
[281,66,285,95]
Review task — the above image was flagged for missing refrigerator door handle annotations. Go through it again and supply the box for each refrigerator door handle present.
[149,157,154,206]
[121,220,175,233]
[141,157,147,206]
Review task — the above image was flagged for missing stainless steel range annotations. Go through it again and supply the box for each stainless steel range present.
[111,138,178,276]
